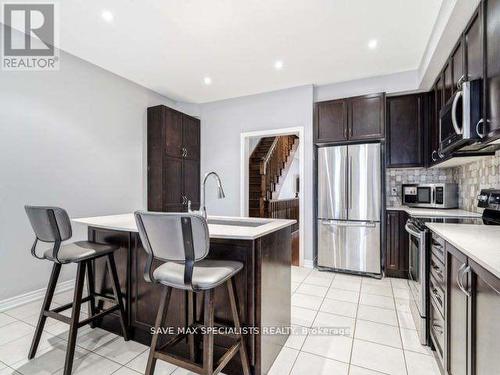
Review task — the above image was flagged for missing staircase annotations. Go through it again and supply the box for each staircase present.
[249,135,299,217]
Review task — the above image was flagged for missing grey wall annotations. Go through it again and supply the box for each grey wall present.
[0,31,196,301]
[200,85,314,260]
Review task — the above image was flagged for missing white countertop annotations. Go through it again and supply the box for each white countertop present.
[72,213,296,240]
[426,223,500,279]
[387,206,481,218]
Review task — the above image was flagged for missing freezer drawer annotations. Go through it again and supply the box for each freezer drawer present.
[317,220,381,274]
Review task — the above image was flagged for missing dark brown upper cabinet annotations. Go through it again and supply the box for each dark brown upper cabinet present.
[182,115,200,161]
[486,0,500,138]
[428,75,445,166]
[465,10,483,82]
[452,41,465,93]
[147,105,200,212]
[315,99,348,143]
[162,109,183,159]
[386,94,424,168]
[315,93,385,144]
[444,63,453,104]
[349,93,385,140]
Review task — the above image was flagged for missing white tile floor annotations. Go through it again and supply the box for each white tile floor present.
[0,266,441,375]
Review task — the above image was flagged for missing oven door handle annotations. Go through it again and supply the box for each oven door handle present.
[405,223,422,238]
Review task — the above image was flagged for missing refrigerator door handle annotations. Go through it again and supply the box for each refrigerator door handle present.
[321,220,376,228]
[349,155,353,209]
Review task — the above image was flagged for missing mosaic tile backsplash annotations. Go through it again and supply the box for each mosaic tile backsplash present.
[453,152,500,212]
[386,151,500,212]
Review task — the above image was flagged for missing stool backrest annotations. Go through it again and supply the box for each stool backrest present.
[25,206,72,242]
[134,211,209,262]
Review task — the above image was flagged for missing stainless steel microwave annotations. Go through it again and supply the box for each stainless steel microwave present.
[439,79,483,155]
[402,183,458,208]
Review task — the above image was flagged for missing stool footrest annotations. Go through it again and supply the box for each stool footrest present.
[44,310,71,324]
[44,302,120,327]
[52,295,92,313]
[154,350,205,374]
[214,340,241,375]
[78,305,119,328]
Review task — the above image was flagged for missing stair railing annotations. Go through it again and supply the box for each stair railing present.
[265,197,299,232]
[260,135,296,201]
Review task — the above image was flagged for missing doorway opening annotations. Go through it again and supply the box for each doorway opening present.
[240,127,304,266]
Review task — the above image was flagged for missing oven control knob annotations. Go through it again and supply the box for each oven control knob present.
[477,194,488,202]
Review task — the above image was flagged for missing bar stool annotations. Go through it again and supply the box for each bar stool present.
[134,211,251,375]
[24,206,129,375]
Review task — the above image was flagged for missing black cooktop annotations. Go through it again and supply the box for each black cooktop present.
[411,189,500,229]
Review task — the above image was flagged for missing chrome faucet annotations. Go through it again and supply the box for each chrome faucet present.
[199,171,226,219]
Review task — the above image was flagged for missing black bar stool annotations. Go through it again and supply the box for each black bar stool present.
[134,211,251,375]
[25,206,129,375]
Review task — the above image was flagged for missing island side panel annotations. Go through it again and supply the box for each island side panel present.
[255,226,292,375]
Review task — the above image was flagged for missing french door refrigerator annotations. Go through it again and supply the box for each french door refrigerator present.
[317,143,382,275]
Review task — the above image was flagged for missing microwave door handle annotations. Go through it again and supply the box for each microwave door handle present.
[451,90,463,135]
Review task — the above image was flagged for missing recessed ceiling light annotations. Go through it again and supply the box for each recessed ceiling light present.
[368,39,378,49]
[203,76,212,85]
[274,60,284,70]
[101,10,114,23]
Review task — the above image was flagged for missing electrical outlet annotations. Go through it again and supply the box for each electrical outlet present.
[391,187,398,196]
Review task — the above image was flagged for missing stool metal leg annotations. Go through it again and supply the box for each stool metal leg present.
[29,262,61,359]
[106,253,129,341]
[63,261,86,375]
[227,278,251,375]
[187,291,196,361]
[86,260,96,328]
[146,286,172,375]
[202,289,215,375]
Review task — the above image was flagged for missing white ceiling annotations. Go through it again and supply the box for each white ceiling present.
[55,0,443,103]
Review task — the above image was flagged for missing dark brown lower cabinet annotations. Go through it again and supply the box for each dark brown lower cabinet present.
[445,244,468,375]
[385,210,409,278]
[438,240,500,375]
[469,259,500,374]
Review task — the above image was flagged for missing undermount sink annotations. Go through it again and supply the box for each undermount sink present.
[207,219,270,227]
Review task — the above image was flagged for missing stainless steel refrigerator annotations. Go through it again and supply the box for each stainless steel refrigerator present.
[317,143,382,275]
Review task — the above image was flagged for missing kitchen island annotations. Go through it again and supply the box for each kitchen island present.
[72,214,295,375]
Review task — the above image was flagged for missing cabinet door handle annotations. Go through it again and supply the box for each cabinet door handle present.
[457,264,471,297]
[431,150,438,162]
[432,321,444,335]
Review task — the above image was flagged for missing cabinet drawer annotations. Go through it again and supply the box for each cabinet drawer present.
[430,298,445,366]
[430,251,445,285]
[429,274,445,315]
[431,235,445,263]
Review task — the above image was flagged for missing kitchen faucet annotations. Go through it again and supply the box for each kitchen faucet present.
[198,171,226,219]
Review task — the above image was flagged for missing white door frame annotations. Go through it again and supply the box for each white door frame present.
[240,126,305,266]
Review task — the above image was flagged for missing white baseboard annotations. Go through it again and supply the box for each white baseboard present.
[0,280,74,313]
[302,259,314,268]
